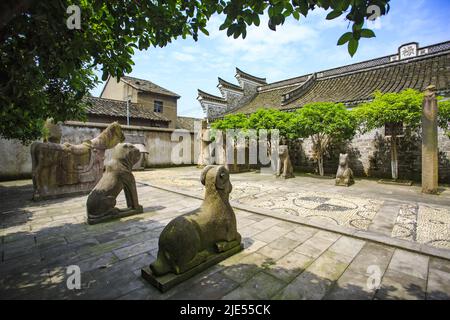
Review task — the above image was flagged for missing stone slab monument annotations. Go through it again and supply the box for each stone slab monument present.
[31,122,124,200]
[335,153,354,187]
[421,85,439,194]
[86,143,143,224]
[197,120,212,168]
[142,165,242,292]
[276,145,294,179]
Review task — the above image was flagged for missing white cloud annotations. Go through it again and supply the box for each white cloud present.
[172,52,196,62]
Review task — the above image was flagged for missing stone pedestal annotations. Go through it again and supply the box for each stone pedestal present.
[142,243,243,292]
[421,85,439,194]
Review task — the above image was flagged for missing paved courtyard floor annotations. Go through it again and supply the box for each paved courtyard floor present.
[1,166,449,300]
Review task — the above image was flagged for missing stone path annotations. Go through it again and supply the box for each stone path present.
[134,167,450,249]
[0,167,449,300]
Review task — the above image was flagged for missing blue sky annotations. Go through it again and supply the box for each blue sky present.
[90,0,450,118]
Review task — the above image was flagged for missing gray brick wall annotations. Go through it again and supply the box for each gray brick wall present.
[289,128,450,184]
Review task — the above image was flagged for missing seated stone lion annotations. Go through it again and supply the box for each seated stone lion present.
[150,165,242,276]
[86,143,143,224]
[335,153,354,187]
[276,145,294,179]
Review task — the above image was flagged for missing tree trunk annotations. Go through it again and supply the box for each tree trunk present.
[318,153,324,176]
[390,135,398,180]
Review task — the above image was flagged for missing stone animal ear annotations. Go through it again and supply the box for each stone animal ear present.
[215,166,229,190]
[200,165,215,186]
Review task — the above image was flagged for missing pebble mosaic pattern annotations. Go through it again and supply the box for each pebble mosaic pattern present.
[392,204,450,249]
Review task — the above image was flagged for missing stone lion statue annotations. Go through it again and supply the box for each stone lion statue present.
[86,143,143,224]
[31,122,124,200]
[335,153,354,187]
[150,165,242,276]
[276,145,294,179]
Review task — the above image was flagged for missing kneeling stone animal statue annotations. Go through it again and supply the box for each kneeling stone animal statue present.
[86,143,143,224]
[335,153,354,187]
[150,165,242,276]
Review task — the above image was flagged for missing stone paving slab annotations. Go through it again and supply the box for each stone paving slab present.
[134,167,450,250]
[1,168,450,300]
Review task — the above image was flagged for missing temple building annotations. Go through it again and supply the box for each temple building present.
[197,41,450,183]
[198,41,450,120]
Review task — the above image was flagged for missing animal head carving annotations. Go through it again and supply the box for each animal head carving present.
[278,145,289,157]
[201,165,232,194]
[339,153,349,166]
[43,118,62,143]
[93,122,125,149]
[112,143,141,170]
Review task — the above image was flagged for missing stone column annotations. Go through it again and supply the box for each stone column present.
[197,120,211,168]
[421,85,439,194]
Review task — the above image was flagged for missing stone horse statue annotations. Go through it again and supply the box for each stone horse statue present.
[31,122,125,200]
[149,165,242,276]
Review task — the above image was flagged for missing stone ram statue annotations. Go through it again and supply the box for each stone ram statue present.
[276,145,295,179]
[86,143,143,224]
[335,153,354,187]
[150,165,242,276]
[31,122,124,200]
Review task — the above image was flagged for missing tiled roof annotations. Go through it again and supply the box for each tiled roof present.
[85,97,169,122]
[197,90,227,104]
[235,67,267,84]
[122,76,180,98]
[176,116,202,131]
[218,77,243,92]
[232,52,450,114]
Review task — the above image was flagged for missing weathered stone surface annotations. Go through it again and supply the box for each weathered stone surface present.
[86,143,143,224]
[148,166,242,278]
[426,267,450,300]
[294,231,340,258]
[344,242,394,276]
[276,145,294,179]
[375,269,426,300]
[142,244,243,293]
[31,122,125,200]
[421,85,439,194]
[335,153,354,186]
[263,251,313,283]
[387,249,429,280]
[222,272,285,300]
[325,269,377,300]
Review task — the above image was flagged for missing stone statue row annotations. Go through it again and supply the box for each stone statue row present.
[276,145,354,186]
[30,120,351,293]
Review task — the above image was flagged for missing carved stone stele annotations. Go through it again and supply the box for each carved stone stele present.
[86,143,143,224]
[276,145,294,179]
[421,85,439,194]
[31,122,125,200]
[335,153,354,187]
[149,165,242,276]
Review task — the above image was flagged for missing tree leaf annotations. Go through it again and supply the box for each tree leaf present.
[337,32,353,46]
[326,10,342,20]
[348,38,359,57]
[361,29,376,38]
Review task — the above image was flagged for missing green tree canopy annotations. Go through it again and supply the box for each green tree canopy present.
[352,89,425,132]
[438,100,450,138]
[353,89,449,180]
[291,102,357,176]
[1,0,390,143]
